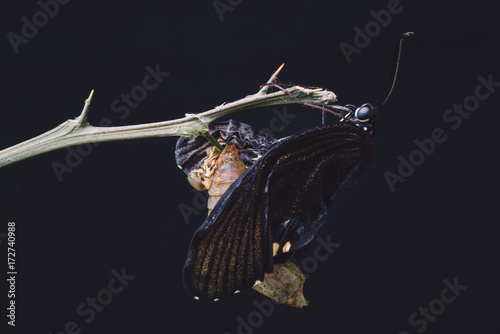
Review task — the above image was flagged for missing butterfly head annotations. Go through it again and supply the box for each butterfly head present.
[342,103,375,123]
[335,103,376,131]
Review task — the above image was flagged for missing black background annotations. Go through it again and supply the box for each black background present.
[1,0,499,333]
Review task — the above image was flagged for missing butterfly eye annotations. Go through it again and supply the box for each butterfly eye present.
[355,104,374,122]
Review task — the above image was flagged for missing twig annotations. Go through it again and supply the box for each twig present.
[0,65,337,169]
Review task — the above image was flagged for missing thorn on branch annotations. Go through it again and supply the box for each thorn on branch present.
[76,90,94,126]
[257,63,285,96]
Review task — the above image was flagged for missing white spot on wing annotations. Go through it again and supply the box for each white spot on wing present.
[194,296,199,300]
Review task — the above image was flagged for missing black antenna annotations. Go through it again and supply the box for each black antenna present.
[376,32,414,110]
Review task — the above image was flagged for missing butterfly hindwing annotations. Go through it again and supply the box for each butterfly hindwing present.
[268,122,377,257]
[183,121,377,300]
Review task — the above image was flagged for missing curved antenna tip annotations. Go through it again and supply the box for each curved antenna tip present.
[376,32,414,109]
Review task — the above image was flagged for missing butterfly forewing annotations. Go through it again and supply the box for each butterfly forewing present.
[183,167,272,299]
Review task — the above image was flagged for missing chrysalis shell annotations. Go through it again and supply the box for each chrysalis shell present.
[252,260,309,308]
[207,143,246,213]
[187,146,221,191]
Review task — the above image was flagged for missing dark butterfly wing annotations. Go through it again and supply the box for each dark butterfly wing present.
[183,164,272,300]
[183,121,377,300]
[268,123,377,261]
[175,119,276,175]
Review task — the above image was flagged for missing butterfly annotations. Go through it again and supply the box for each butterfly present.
[175,32,413,302]
[176,104,377,301]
